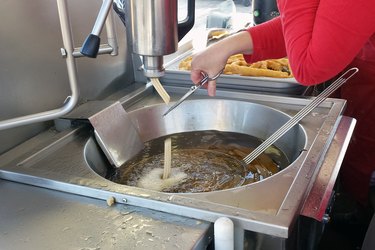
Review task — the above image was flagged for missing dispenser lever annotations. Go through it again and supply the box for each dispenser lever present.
[81,0,113,58]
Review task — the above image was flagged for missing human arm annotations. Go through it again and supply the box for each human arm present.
[246,0,375,85]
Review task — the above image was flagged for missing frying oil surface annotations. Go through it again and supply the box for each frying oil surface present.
[108,131,290,193]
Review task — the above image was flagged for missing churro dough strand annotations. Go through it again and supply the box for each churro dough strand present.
[163,137,172,179]
[150,78,171,104]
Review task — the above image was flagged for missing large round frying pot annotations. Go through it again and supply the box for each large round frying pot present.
[85,99,307,190]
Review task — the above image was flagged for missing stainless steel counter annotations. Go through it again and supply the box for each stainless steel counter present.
[0,83,355,240]
[0,179,212,250]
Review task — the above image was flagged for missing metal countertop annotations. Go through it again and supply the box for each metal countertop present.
[0,180,212,250]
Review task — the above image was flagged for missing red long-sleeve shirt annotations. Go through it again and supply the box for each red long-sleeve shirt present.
[244,0,375,205]
[244,0,375,85]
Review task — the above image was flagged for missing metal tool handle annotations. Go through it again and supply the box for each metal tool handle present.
[243,67,359,165]
[80,0,118,58]
[163,69,223,116]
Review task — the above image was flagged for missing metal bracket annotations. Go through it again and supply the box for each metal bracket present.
[0,0,118,131]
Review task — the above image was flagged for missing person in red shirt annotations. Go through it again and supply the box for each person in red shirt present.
[191,0,375,207]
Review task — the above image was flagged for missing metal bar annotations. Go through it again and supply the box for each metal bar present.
[105,2,119,56]
[0,0,79,131]
[73,0,118,58]
[243,68,358,164]
[91,0,113,36]
[72,44,114,57]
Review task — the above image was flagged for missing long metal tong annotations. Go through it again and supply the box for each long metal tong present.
[163,69,223,116]
[242,67,359,165]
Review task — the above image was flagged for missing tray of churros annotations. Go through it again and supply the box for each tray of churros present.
[162,31,305,95]
[162,53,305,95]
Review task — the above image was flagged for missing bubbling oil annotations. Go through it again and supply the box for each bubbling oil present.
[108,131,290,193]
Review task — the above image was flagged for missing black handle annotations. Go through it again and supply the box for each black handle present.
[178,0,195,41]
[80,34,100,58]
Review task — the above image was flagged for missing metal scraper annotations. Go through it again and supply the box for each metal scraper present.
[87,101,144,168]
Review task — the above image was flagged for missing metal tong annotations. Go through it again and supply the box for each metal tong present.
[163,69,223,116]
[242,67,359,165]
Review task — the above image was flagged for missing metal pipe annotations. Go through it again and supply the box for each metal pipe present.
[0,0,79,130]
[71,2,118,58]
[80,0,118,58]
[72,44,114,58]
[105,3,118,56]
[92,0,113,36]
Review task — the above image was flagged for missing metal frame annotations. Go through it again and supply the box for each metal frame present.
[0,0,118,131]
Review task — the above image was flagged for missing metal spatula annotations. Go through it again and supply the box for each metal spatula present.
[88,101,144,168]
[63,101,144,168]
[243,67,359,165]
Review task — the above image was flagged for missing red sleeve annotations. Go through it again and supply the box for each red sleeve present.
[246,0,375,85]
[243,17,287,63]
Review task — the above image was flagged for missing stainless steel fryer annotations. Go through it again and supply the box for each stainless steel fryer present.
[0,1,356,248]
[0,85,355,244]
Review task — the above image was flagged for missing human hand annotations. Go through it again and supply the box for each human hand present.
[190,31,253,96]
[190,44,228,96]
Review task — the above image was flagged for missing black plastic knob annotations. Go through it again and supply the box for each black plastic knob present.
[80,34,100,58]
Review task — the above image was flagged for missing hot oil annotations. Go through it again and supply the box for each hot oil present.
[108,131,290,193]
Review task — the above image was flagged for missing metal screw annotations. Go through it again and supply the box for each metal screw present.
[60,48,67,58]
